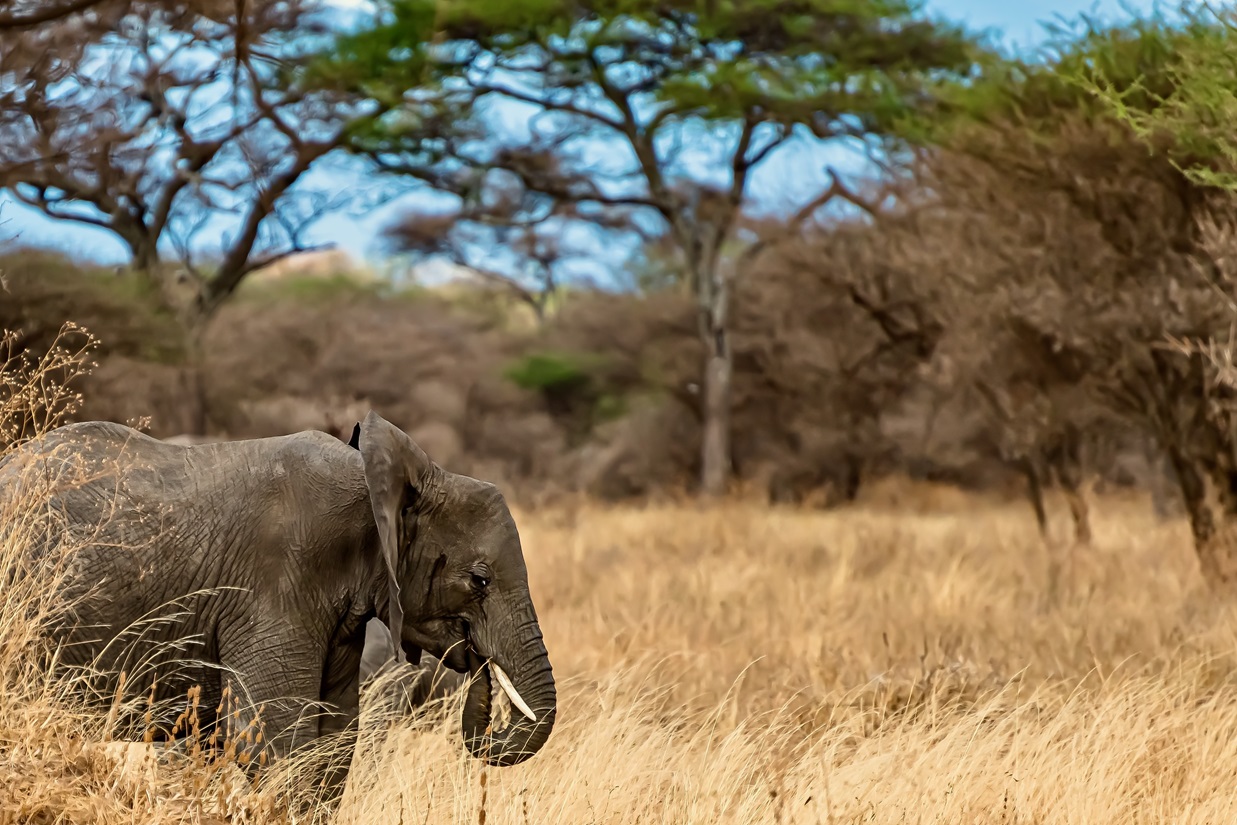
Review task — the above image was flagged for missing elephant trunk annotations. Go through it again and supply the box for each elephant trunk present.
[461,612,556,766]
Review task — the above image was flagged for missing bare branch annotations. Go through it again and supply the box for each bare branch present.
[202,139,339,312]
[0,1,379,322]
[239,241,337,280]
[471,79,623,131]
[736,166,889,273]
[0,0,110,29]
[741,126,791,172]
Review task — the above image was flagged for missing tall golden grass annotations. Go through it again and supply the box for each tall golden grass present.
[4,328,1237,823]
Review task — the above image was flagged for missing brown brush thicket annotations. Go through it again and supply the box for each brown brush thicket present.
[7,75,1222,525]
[920,103,1237,585]
[858,166,1151,547]
[728,209,947,506]
[0,199,1175,515]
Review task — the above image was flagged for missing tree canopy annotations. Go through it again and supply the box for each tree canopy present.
[0,0,388,324]
[322,0,991,225]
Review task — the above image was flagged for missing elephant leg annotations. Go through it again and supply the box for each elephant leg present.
[359,617,394,684]
[322,640,364,747]
[217,625,326,769]
[313,642,365,806]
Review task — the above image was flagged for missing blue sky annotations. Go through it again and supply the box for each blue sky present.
[939,0,1165,51]
[0,0,1164,269]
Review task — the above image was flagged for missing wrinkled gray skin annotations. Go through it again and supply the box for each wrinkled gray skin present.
[0,411,555,790]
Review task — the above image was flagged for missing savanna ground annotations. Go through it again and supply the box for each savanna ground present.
[3,347,1237,824]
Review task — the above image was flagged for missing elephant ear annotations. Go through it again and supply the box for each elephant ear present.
[356,410,433,665]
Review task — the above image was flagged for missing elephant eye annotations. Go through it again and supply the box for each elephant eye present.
[471,572,491,590]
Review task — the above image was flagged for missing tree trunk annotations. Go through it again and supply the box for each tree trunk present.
[1149,447,1181,520]
[124,251,212,436]
[843,452,863,502]
[1020,456,1049,540]
[125,235,161,279]
[1170,453,1237,591]
[694,230,733,497]
[1061,479,1093,546]
[1053,454,1092,547]
[700,336,732,497]
[181,312,211,437]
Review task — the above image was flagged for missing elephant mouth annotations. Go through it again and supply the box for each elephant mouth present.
[407,620,541,727]
[438,636,472,673]
[403,617,471,670]
[458,622,538,724]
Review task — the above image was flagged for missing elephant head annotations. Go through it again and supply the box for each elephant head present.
[352,411,555,766]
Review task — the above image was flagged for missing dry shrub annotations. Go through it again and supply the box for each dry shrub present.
[0,322,97,448]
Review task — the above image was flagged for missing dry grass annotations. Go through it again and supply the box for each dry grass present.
[328,495,1237,825]
[4,337,1237,823]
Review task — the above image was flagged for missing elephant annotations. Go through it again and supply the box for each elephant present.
[0,410,556,790]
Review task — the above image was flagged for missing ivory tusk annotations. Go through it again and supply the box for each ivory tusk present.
[490,662,537,722]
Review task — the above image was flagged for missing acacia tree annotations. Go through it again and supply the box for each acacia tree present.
[945,310,1116,546]
[921,11,1237,587]
[329,0,986,495]
[1077,2,1237,581]
[730,203,948,502]
[879,181,1121,546]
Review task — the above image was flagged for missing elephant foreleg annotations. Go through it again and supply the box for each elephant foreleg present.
[217,626,326,769]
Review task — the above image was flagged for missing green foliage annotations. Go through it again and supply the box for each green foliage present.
[646,4,982,128]
[326,0,995,156]
[505,350,630,442]
[1073,3,1237,189]
[593,392,629,423]
[304,0,440,105]
[505,351,603,392]
[916,4,1232,177]
[236,273,391,304]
